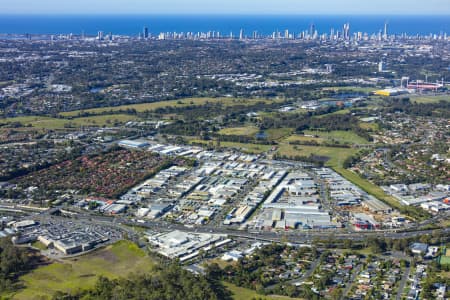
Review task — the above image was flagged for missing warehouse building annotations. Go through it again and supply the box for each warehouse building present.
[147,230,228,261]
[118,139,150,149]
[362,197,393,213]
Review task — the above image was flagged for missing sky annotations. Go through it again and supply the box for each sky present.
[1,0,450,15]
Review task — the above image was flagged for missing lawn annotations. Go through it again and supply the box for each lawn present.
[276,144,359,167]
[60,97,279,117]
[2,116,68,129]
[265,128,294,141]
[2,114,140,129]
[219,126,260,137]
[409,95,450,104]
[302,130,368,145]
[224,282,303,300]
[284,134,324,144]
[191,139,272,154]
[31,241,48,251]
[358,122,379,131]
[439,248,450,265]
[219,127,294,141]
[12,240,154,300]
[69,114,140,127]
[439,255,450,265]
[353,247,375,256]
[323,86,376,93]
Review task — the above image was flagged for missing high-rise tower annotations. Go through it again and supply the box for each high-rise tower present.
[383,22,388,40]
[310,23,315,38]
[378,60,384,72]
[343,23,350,40]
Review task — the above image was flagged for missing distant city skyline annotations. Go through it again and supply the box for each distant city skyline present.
[2,0,450,15]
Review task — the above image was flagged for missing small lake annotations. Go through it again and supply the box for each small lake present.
[331,92,366,100]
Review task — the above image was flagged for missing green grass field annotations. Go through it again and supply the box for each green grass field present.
[281,129,369,148]
[439,256,450,265]
[191,139,272,154]
[302,130,368,145]
[59,97,279,117]
[265,128,294,141]
[409,95,450,104]
[31,241,48,251]
[1,116,67,129]
[219,126,260,137]
[439,247,450,265]
[277,144,359,167]
[323,86,376,93]
[219,127,294,142]
[2,114,140,129]
[358,122,379,131]
[353,247,376,256]
[70,114,140,127]
[11,241,154,300]
[284,134,324,144]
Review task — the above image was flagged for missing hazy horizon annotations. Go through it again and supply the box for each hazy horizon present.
[2,13,450,16]
[1,0,450,15]
[1,14,448,36]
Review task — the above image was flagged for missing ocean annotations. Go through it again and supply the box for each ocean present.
[0,15,449,36]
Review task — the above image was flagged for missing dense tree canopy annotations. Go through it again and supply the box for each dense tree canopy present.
[0,238,35,293]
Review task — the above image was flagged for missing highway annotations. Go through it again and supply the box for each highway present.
[12,202,444,247]
[50,209,450,244]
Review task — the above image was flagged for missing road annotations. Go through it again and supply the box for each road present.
[265,256,321,291]
[36,207,450,246]
[396,265,411,300]
[341,263,363,299]
[301,257,321,283]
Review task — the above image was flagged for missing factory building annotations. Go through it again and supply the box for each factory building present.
[147,230,229,261]
[118,139,150,149]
